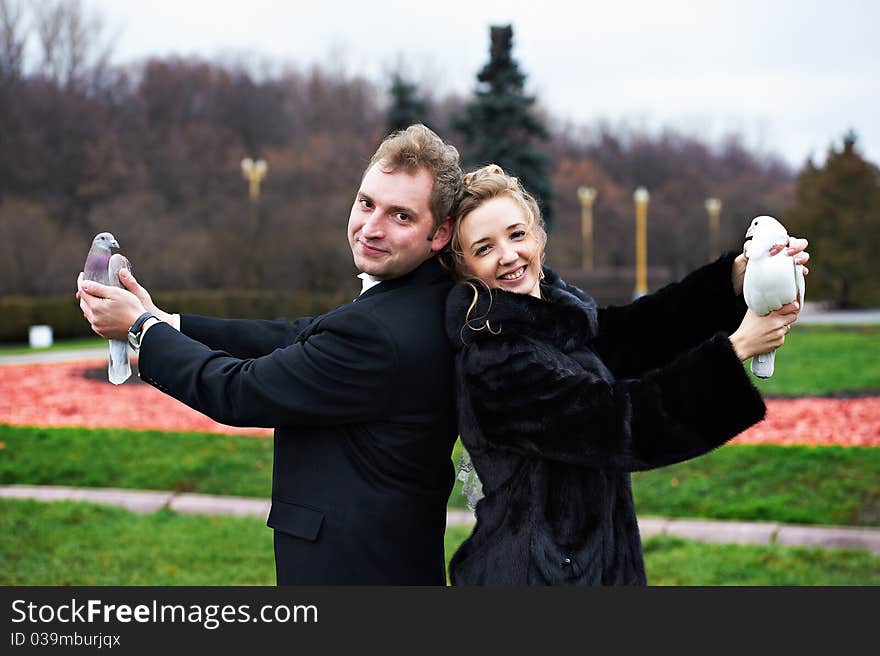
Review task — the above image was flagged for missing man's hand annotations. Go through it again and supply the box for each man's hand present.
[116,268,174,325]
[732,235,810,296]
[77,272,146,341]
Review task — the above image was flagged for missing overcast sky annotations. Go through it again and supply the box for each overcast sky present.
[88,0,878,170]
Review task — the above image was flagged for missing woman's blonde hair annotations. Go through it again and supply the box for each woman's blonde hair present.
[443,164,548,337]
[440,164,547,278]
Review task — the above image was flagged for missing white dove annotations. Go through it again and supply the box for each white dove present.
[742,216,806,379]
[83,232,133,385]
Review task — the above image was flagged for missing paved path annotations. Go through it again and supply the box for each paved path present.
[2,484,879,555]
[797,304,880,325]
[0,347,110,365]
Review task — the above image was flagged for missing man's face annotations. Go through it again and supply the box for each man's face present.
[348,163,452,280]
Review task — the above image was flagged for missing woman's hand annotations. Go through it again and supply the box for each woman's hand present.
[732,236,811,296]
[729,302,800,361]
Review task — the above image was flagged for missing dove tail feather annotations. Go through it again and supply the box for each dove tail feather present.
[796,264,806,307]
[108,339,132,385]
[751,350,775,379]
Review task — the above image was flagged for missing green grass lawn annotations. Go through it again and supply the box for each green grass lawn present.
[0,499,273,585]
[747,324,880,396]
[0,337,105,355]
[3,425,878,527]
[1,499,876,586]
[630,444,880,527]
[449,440,880,527]
[0,425,273,497]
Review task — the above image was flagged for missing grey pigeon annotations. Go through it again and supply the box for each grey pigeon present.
[84,232,132,384]
[742,216,806,379]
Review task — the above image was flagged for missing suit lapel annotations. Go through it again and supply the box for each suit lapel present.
[354,257,448,302]
[295,258,449,343]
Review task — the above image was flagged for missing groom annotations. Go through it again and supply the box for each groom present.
[78,124,463,585]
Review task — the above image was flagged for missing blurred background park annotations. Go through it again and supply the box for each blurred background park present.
[0,0,878,585]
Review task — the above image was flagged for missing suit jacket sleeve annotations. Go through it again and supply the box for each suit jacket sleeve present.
[179,314,315,359]
[138,312,395,428]
[592,252,748,378]
[462,332,765,471]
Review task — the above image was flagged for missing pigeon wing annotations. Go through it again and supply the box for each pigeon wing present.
[794,262,806,308]
[107,253,133,385]
[109,253,132,288]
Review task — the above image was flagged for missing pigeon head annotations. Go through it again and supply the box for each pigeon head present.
[744,216,786,242]
[744,216,788,259]
[91,232,120,252]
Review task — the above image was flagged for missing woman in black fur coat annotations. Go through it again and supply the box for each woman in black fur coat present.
[443,164,810,586]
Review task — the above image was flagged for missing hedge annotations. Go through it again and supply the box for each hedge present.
[0,289,346,343]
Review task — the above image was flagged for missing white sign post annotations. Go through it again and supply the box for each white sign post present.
[28,325,53,349]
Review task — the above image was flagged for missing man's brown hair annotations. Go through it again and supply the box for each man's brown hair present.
[368,124,463,227]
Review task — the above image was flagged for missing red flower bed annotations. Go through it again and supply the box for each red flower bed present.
[1,359,878,445]
[0,359,270,437]
[734,397,880,446]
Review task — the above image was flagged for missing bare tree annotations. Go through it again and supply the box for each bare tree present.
[33,0,113,90]
[0,0,26,84]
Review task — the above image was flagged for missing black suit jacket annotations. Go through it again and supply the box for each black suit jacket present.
[138,258,457,585]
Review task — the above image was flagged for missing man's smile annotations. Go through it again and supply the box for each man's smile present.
[357,239,389,256]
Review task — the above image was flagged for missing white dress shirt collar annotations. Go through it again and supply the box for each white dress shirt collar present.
[357,272,384,295]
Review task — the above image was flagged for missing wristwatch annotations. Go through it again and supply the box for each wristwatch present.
[128,312,158,351]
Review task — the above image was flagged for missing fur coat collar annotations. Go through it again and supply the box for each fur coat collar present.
[446,266,599,350]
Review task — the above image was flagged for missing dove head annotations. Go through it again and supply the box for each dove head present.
[744,216,788,257]
[91,232,120,252]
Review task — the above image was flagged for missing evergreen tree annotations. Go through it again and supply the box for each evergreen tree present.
[785,131,880,308]
[386,73,429,135]
[454,24,555,228]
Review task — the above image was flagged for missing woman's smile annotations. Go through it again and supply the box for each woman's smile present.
[499,265,527,281]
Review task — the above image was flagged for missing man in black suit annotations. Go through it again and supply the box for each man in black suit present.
[77,124,463,585]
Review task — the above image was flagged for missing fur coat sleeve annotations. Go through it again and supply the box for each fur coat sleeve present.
[592,251,748,378]
[459,327,765,472]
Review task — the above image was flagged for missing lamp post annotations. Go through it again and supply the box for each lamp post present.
[241,157,268,287]
[577,186,597,272]
[705,197,722,262]
[241,157,268,204]
[633,187,650,298]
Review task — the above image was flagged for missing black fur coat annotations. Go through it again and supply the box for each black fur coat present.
[445,252,767,586]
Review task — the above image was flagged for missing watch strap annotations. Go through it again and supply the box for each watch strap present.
[129,311,157,336]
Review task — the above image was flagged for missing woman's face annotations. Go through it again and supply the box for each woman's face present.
[458,195,543,298]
